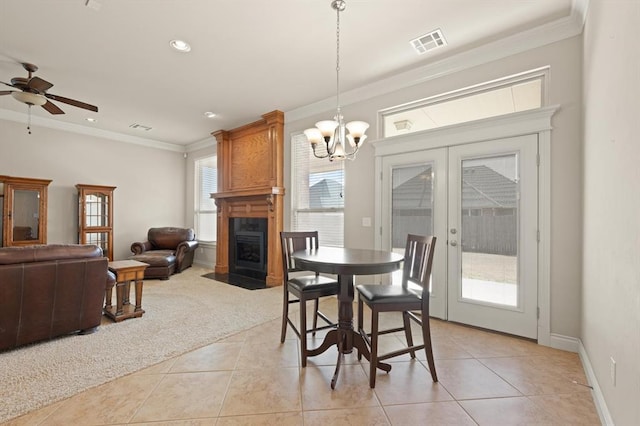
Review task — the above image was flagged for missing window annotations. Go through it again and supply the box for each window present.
[291,133,344,247]
[195,156,217,242]
[381,69,546,138]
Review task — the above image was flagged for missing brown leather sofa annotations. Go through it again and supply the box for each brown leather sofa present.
[129,227,199,280]
[0,244,115,352]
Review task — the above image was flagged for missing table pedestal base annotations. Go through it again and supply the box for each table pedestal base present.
[306,273,393,389]
[292,248,403,389]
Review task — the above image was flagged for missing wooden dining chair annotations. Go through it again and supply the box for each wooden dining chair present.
[280,231,339,367]
[356,234,437,388]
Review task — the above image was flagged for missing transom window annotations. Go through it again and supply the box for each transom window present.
[381,68,546,138]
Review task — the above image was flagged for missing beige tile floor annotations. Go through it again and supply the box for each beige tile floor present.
[5,300,601,425]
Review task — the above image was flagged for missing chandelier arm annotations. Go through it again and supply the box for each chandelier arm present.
[312,144,331,159]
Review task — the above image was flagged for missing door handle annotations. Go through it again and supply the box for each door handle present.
[450,240,457,247]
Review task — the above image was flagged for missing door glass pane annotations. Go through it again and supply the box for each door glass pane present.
[13,189,40,241]
[460,154,518,307]
[391,164,434,284]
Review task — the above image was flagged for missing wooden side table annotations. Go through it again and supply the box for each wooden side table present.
[105,260,149,322]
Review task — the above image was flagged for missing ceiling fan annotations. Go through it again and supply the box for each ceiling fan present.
[0,62,98,115]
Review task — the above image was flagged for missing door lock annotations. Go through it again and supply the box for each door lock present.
[450,228,457,234]
[450,240,457,247]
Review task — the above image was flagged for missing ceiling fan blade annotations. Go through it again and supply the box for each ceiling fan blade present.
[45,93,98,112]
[1,80,16,88]
[27,76,54,93]
[41,100,65,115]
[0,90,15,95]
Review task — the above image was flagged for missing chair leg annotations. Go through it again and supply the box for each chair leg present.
[312,298,319,336]
[357,298,364,361]
[369,308,379,388]
[402,311,416,358]
[421,316,438,382]
[280,288,289,343]
[300,297,308,367]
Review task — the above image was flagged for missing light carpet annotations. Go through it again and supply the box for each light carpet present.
[0,266,284,423]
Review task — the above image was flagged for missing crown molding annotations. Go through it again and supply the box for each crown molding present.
[185,136,216,152]
[286,0,589,123]
[1,0,589,149]
[0,108,186,152]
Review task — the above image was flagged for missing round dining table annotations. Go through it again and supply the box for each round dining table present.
[292,246,404,388]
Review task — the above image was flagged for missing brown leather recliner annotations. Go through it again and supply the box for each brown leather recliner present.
[129,227,199,280]
[0,244,115,352]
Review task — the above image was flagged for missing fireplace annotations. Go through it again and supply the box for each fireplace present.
[210,110,285,287]
[229,218,267,281]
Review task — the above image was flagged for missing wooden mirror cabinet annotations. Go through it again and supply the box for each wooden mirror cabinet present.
[0,175,51,247]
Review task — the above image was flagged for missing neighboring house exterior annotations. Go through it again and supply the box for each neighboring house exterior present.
[391,165,517,254]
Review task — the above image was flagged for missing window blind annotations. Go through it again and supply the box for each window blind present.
[291,133,344,247]
[195,156,217,242]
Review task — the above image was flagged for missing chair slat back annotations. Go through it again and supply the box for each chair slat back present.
[402,234,437,303]
[280,231,320,281]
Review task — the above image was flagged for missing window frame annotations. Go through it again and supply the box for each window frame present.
[194,154,217,244]
[290,132,345,247]
[379,67,549,138]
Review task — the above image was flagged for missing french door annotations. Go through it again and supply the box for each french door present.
[379,134,539,339]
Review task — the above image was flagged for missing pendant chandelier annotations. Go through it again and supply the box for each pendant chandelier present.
[304,0,369,162]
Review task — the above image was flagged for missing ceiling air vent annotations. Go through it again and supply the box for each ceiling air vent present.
[410,28,447,55]
[129,123,152,131]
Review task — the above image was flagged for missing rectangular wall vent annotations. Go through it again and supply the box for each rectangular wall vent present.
[129,123,153,131]
[410,28,447,55]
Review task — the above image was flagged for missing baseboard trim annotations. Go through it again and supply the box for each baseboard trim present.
[548,333,580,352]
[578,339,615,426]
[193,260,213,268]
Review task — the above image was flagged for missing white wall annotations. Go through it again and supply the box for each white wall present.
[582,1,640,424]
[0,119,186,260]
[286,35,584,339]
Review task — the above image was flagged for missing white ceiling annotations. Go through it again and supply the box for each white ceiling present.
[0,0,575,148]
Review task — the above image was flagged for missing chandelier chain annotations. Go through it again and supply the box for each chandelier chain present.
[336,4,341,110]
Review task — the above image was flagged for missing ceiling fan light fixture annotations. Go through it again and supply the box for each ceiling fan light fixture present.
[11,91,46,106]
[169,39,191,52]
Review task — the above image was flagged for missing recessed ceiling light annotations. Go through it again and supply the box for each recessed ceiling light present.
[204,111,216,118]
[86,117,97,123]
[169,39,191,52]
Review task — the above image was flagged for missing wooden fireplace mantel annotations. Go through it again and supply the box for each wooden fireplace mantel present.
[211,110,285,287]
